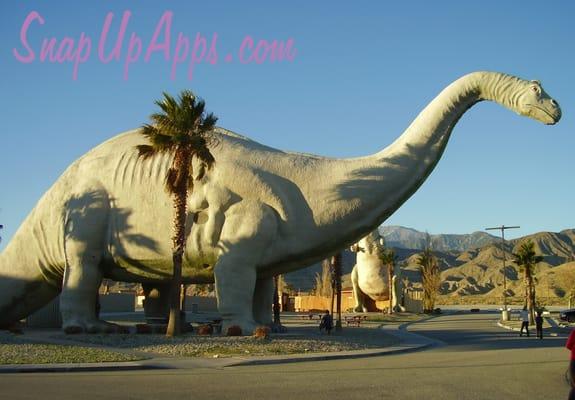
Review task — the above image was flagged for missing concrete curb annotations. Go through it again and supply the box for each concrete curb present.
[497,321,520,332]
[0,362,165,374]
[222,325,437,367]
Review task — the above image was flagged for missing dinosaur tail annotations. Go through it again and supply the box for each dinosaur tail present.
[0,215,62,328]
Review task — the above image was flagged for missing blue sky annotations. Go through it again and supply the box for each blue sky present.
[0,1,573,250]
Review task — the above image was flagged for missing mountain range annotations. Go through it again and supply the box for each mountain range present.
[283,226,575,301]
[379,226,498,252]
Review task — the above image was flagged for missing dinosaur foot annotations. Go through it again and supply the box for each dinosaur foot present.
[353,306,366,313]
[221,319,258,336]
[63,319,126,334]
[0,321,24,334]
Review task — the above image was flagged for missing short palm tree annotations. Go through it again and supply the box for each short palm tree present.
[416,236,440,313]
[512,240,543,324]
[138,90,218,337]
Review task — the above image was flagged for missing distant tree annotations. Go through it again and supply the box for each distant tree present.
[377,244,397,314]
[314,260,333,298]
[563,269,575,308]
[512,240,543,324]
[276,274,293,294]
[416,235,441,313]
[137,90,218,337]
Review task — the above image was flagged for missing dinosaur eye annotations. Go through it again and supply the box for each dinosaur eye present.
[531,86,539,93]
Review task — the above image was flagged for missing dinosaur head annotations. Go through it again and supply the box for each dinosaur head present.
[517,80,561,125]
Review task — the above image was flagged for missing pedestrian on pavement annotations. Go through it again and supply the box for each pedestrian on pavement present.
[565,329,575,400]
[319,310,333,335]
[535,310,543,339]
[520,308,530,337]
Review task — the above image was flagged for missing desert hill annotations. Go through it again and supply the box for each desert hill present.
[283,227,575,303]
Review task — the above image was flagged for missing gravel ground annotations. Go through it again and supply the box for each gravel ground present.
[50,324,399,358]
[0,313,406,363]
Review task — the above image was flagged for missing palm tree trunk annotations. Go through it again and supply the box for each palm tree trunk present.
[332,253,342,331]
[388,264,393,314]
[525,266,534,325]
[329,258,335,316]
[273,275,281,325]
[166,153,190,337]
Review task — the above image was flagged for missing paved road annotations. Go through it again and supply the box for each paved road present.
[0,312,571,400]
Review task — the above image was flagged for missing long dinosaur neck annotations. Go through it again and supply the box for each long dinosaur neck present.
[328,72,519,241]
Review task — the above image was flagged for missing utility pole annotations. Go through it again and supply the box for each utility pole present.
[486,225,520,312]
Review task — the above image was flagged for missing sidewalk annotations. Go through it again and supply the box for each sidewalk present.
[0,320,436,373]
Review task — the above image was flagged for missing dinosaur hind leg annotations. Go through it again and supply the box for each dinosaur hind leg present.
[60,188,117,333]
[253,277,274,326]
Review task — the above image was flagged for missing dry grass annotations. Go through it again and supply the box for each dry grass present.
[0,333,145,364]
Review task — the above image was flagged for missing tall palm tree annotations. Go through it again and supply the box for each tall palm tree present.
[331,253,343,331]
[138,90,218,337]
[379,248,396,314]
[512,240,543,324]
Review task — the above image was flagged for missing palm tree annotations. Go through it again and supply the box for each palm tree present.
[379,247,396,314]
[138,90,218,337]
[416,235,440,313]
[512,240,543,324]
[273,275,281,327]
[330,253,343,331]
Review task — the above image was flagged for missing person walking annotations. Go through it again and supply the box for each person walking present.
[535,310,544,339]
[319,310,333,335]
[565,329,575,400]
[520,308,530,337]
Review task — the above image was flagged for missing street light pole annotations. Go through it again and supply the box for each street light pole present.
[485,225,520,311]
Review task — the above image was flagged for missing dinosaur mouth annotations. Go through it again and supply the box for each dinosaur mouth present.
[526,104,561,125]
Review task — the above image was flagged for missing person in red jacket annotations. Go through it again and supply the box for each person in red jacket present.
[566,329,575,400]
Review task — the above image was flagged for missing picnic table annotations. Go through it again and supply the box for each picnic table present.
[344,315,367,327]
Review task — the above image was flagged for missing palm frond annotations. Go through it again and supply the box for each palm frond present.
[149,113,181,136]
[194,147,216,169]
[200,113,218,132]
[155,92,179,119]
[165,167,179,194]
[136,144,157,159]
[140,123,161,138]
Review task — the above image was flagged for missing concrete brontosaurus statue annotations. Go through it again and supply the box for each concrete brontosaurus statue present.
[0,72,561,334]
[350,231,387,313]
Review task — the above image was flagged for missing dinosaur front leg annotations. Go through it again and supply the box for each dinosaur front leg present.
[214,202,277,335]
[214,252,259,335]
[60,248,115,333]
